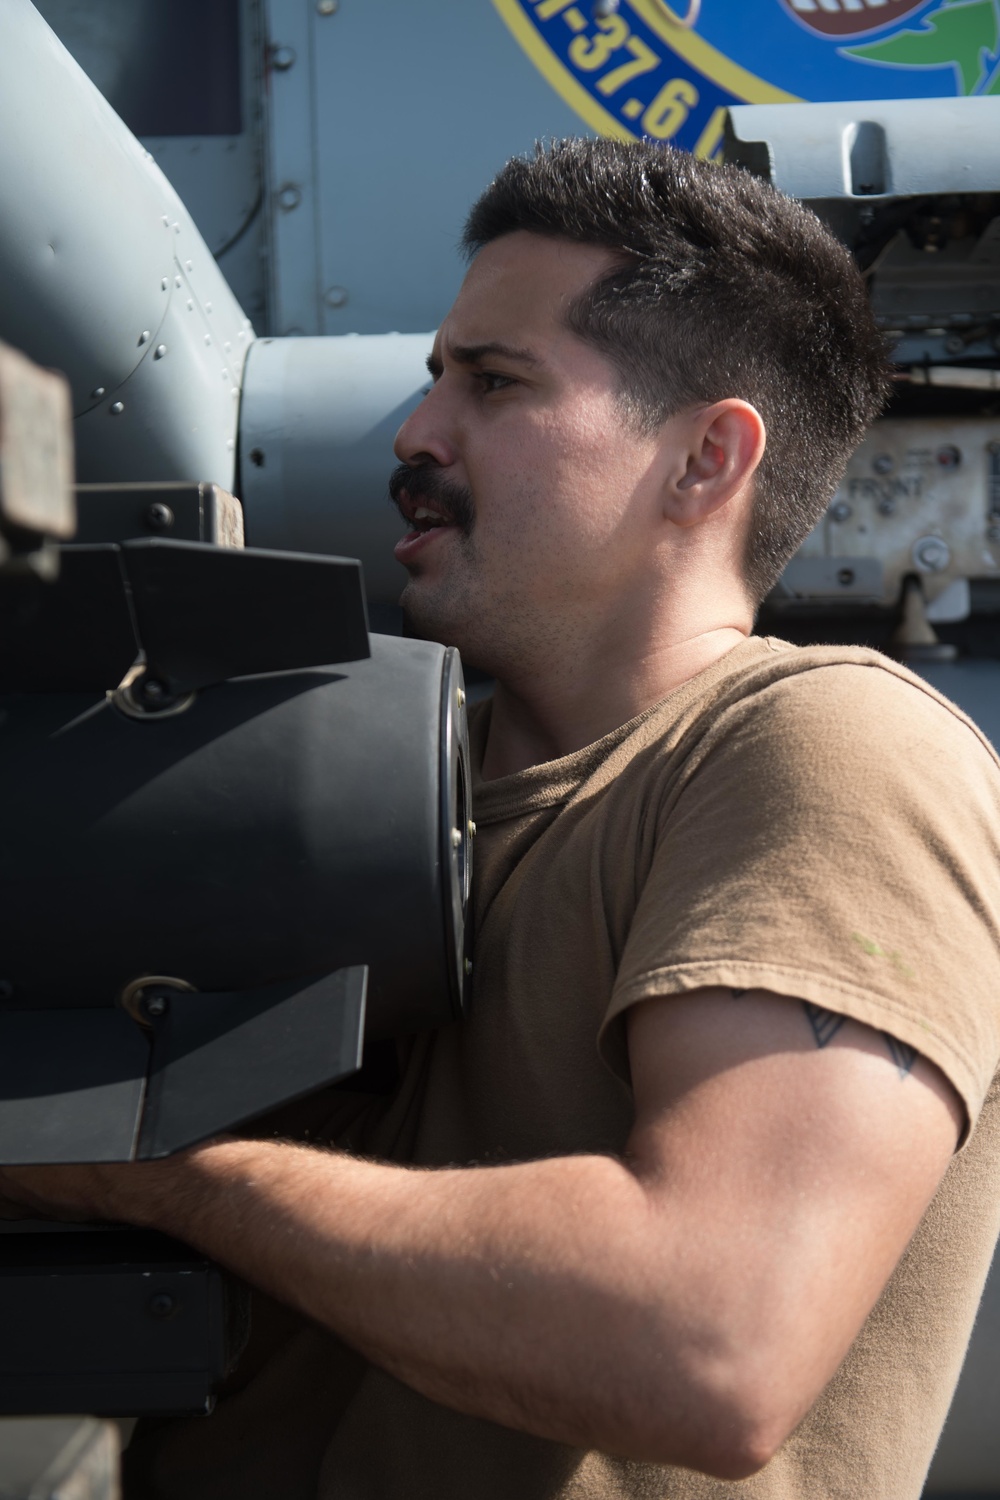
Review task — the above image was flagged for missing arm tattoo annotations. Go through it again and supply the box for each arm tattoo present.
[803,1002,846,1048]
[803,1003,918,1079]
[882,1032,918,1079]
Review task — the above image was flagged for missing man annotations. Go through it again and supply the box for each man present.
[4,139,1000,1500]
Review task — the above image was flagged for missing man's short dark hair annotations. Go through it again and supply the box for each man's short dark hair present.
[462,138,891,605]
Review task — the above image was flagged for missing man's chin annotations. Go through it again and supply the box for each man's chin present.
[400,582,465,648]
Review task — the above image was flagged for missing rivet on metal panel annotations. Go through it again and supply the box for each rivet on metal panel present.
[161,216,170,228]
[204,335,212,346]
[91,386,106,399]
[830,500,852,522]
[206,302,213,314]
[457,688,466,707]
[468,820,477,838]
[872,453,893,474]
[109,401,125,415]
[221,368,229,380]
[837,568,855,586]
[147,1293,177,1319]
[187,300,194,312]
[277,184,302,213]
[451,827,462,849]
[324,286,348,308]
[154,344,167,360]
[160,277,169,291]
[317,0,339,12]
[271,44,296,69]
[138,330,151,346]
[174,275,182,288]
[173,222,181,234]
[185,260,193,271]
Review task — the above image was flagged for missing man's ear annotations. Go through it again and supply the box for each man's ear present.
[663,400,766,529]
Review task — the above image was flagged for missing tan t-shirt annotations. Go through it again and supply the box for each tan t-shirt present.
[125,636,1000,1500]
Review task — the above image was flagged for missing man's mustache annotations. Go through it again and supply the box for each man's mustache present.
[388,464,475,538]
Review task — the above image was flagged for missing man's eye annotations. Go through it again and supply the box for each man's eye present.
[478,372,516,393]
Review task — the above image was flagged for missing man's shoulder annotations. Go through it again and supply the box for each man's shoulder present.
[643,637,1000,776]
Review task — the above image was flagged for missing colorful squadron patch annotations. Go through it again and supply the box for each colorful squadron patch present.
[491,0,1000,156]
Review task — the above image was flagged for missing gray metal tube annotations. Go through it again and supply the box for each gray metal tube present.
[0,0,254,490]
[238,334,432,605]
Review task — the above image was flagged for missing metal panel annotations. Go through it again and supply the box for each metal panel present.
[0,1011,148,1164]
[775,418,1000,612]
[725,98,1000,204]
[137,967,367,1157]
[0,0,255,489]
[0,1226,245,1415]
[264,0,588,336]
[263,0,322,335]
[238,332,431,600]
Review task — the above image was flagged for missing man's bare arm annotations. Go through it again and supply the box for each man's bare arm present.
[0,987,961,1479]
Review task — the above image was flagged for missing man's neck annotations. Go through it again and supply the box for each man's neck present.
[481,625,750,780]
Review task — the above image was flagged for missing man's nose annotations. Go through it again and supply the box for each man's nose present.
[393,385,457,469]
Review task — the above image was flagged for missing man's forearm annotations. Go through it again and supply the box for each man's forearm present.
[102,1138,696,1463]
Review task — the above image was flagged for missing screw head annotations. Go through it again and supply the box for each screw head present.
[877,498,895,516]
[271,44,296,69]
[451,827,462,849]
[829,500,852,522]
[913,536,951,572]
[147,1293,176,1319]
[468,819,477,838]
[837,567,855,587]
[91,386,106,399]
[146,502,174,531]
[277,184,302,212]
[154,344,167,360]
[109,400,125,415]
[456,688,466,708]
[872,453,893,475]
[145,993,168,1018]
[317,0,339,11]
[324,285,348,309]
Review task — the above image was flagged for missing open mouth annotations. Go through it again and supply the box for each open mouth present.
[393,488,462,566]
[409,503,454,534]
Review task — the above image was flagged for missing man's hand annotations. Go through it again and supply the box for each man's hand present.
[0,989,961,1480]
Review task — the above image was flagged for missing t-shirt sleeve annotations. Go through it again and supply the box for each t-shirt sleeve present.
[599,660,1000,1136]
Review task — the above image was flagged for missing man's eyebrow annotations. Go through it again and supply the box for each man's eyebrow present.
[425,341,541,378]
